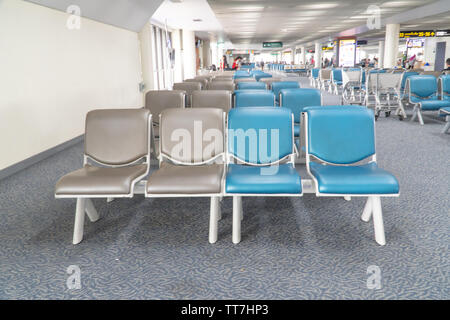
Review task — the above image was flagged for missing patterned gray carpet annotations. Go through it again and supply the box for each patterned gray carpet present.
[0,77,448,299]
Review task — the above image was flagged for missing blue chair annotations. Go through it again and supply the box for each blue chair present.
[255,73,272,81]
[330,69,343,95]
[271,81,301,103]
[237,82,267,90]
[234,90,275,108]
[280,88,322,138]
[233,73,253,79]
[304,106,399,246]
[392,71,419,120]
[226,107,302,243]
[310,68,320,87]
[408,75,450,125]
[439,76,450,133]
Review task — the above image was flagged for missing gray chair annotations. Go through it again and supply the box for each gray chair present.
[146,108,225,243]
[214,75,233,81]
[145,90,185,159]
[55,109,152,244]
[173,82,202,107]
[185,78,207,89]
[192,90,232,112]
[208,81,235,92]
[234,78,257,84]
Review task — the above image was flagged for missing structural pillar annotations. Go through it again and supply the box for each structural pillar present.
[314,42,321,68]
[378,40,385,68]
[383,24,400,68]
[300,46,306,64]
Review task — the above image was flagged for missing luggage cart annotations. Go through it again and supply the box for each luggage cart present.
[341,68,364,105]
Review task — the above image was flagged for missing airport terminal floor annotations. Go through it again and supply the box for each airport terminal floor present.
[1,0,450,303]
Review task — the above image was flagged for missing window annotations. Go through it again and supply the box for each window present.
[151,25,174,90]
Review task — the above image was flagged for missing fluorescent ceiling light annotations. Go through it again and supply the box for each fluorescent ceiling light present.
[382,1,420,7]
[297,3,340,9]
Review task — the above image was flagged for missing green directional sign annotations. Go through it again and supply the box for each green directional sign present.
[263,41,283,48]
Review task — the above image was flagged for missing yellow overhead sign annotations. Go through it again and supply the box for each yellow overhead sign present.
[399,31,435,38]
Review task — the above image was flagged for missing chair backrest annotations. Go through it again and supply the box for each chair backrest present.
[160,108,224,164]
[237,82,267,90]
[227,107,294,165]
[188,78,208,88]
[260,77,282,89]
[85,109,151,166]
[319,69,331,81]
[208,81,235,91]
[271,81,301,101]
[331,69,342,83]
[173,82,202,107]
[254,73,272,81]
[145,90,185,123]
[408,75,438,102]
[234,90,275,107]
[213,76,233,81]
[234,77,257,84]
[439,75,450,100]
[311,68,320,78]
[191,90,232,112]
[400,71,419,91]
[304,106,375,165]
[280,88,322,123]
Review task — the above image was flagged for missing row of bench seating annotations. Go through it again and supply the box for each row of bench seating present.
[55,106,399,247]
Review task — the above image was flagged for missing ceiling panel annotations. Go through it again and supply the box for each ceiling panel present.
[207,0,440,47]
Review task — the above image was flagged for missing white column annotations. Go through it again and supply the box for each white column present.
[314,42,321,68]
[172,29,183,83]
[182,29,196,79]
[138,22,156,95]
[383,24,400,68]
[378,40,385,68]
[300,46,306,64]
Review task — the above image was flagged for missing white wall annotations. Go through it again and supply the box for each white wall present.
[0,0,142,170]
[182,30,196,79]
[172,29,183,83]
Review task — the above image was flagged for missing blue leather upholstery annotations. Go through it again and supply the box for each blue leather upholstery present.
[401,72,419,91]
[439,106,450,114]
[280,88,322,123]
[294,124,300,136]
[255,73,272,81]
[305,106,375,164]
[309,162,399,195]
[234,90,275,107]
[271,82,301,102]
[441,75,450,101]
[234,74,253,79]
[228,107,293,164]
[237,82,267,90]
[311,69,319,79]
[409,75,438,100]
[226,164,302,194]
[420,100,450,110]
[332,69,342,84]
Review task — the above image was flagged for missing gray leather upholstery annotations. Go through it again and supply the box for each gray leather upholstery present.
[191,90,232,112]
[173,82,202,107]
[146,162,223,194]
[208,81,235,91]
[234,78,256,83]
[213,76,233,81]
[160,108,224,163]
[145,90,185,123]
[184,79,206,89]
[55,164,147,196]
[85,109,150,165]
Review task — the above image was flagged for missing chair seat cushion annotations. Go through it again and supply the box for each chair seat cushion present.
[147,162,223,194]
[55,164,147,196]
[420,100,450,111]
[294,123,300,137]
[226,164,302,194]
[309,162,399,195]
